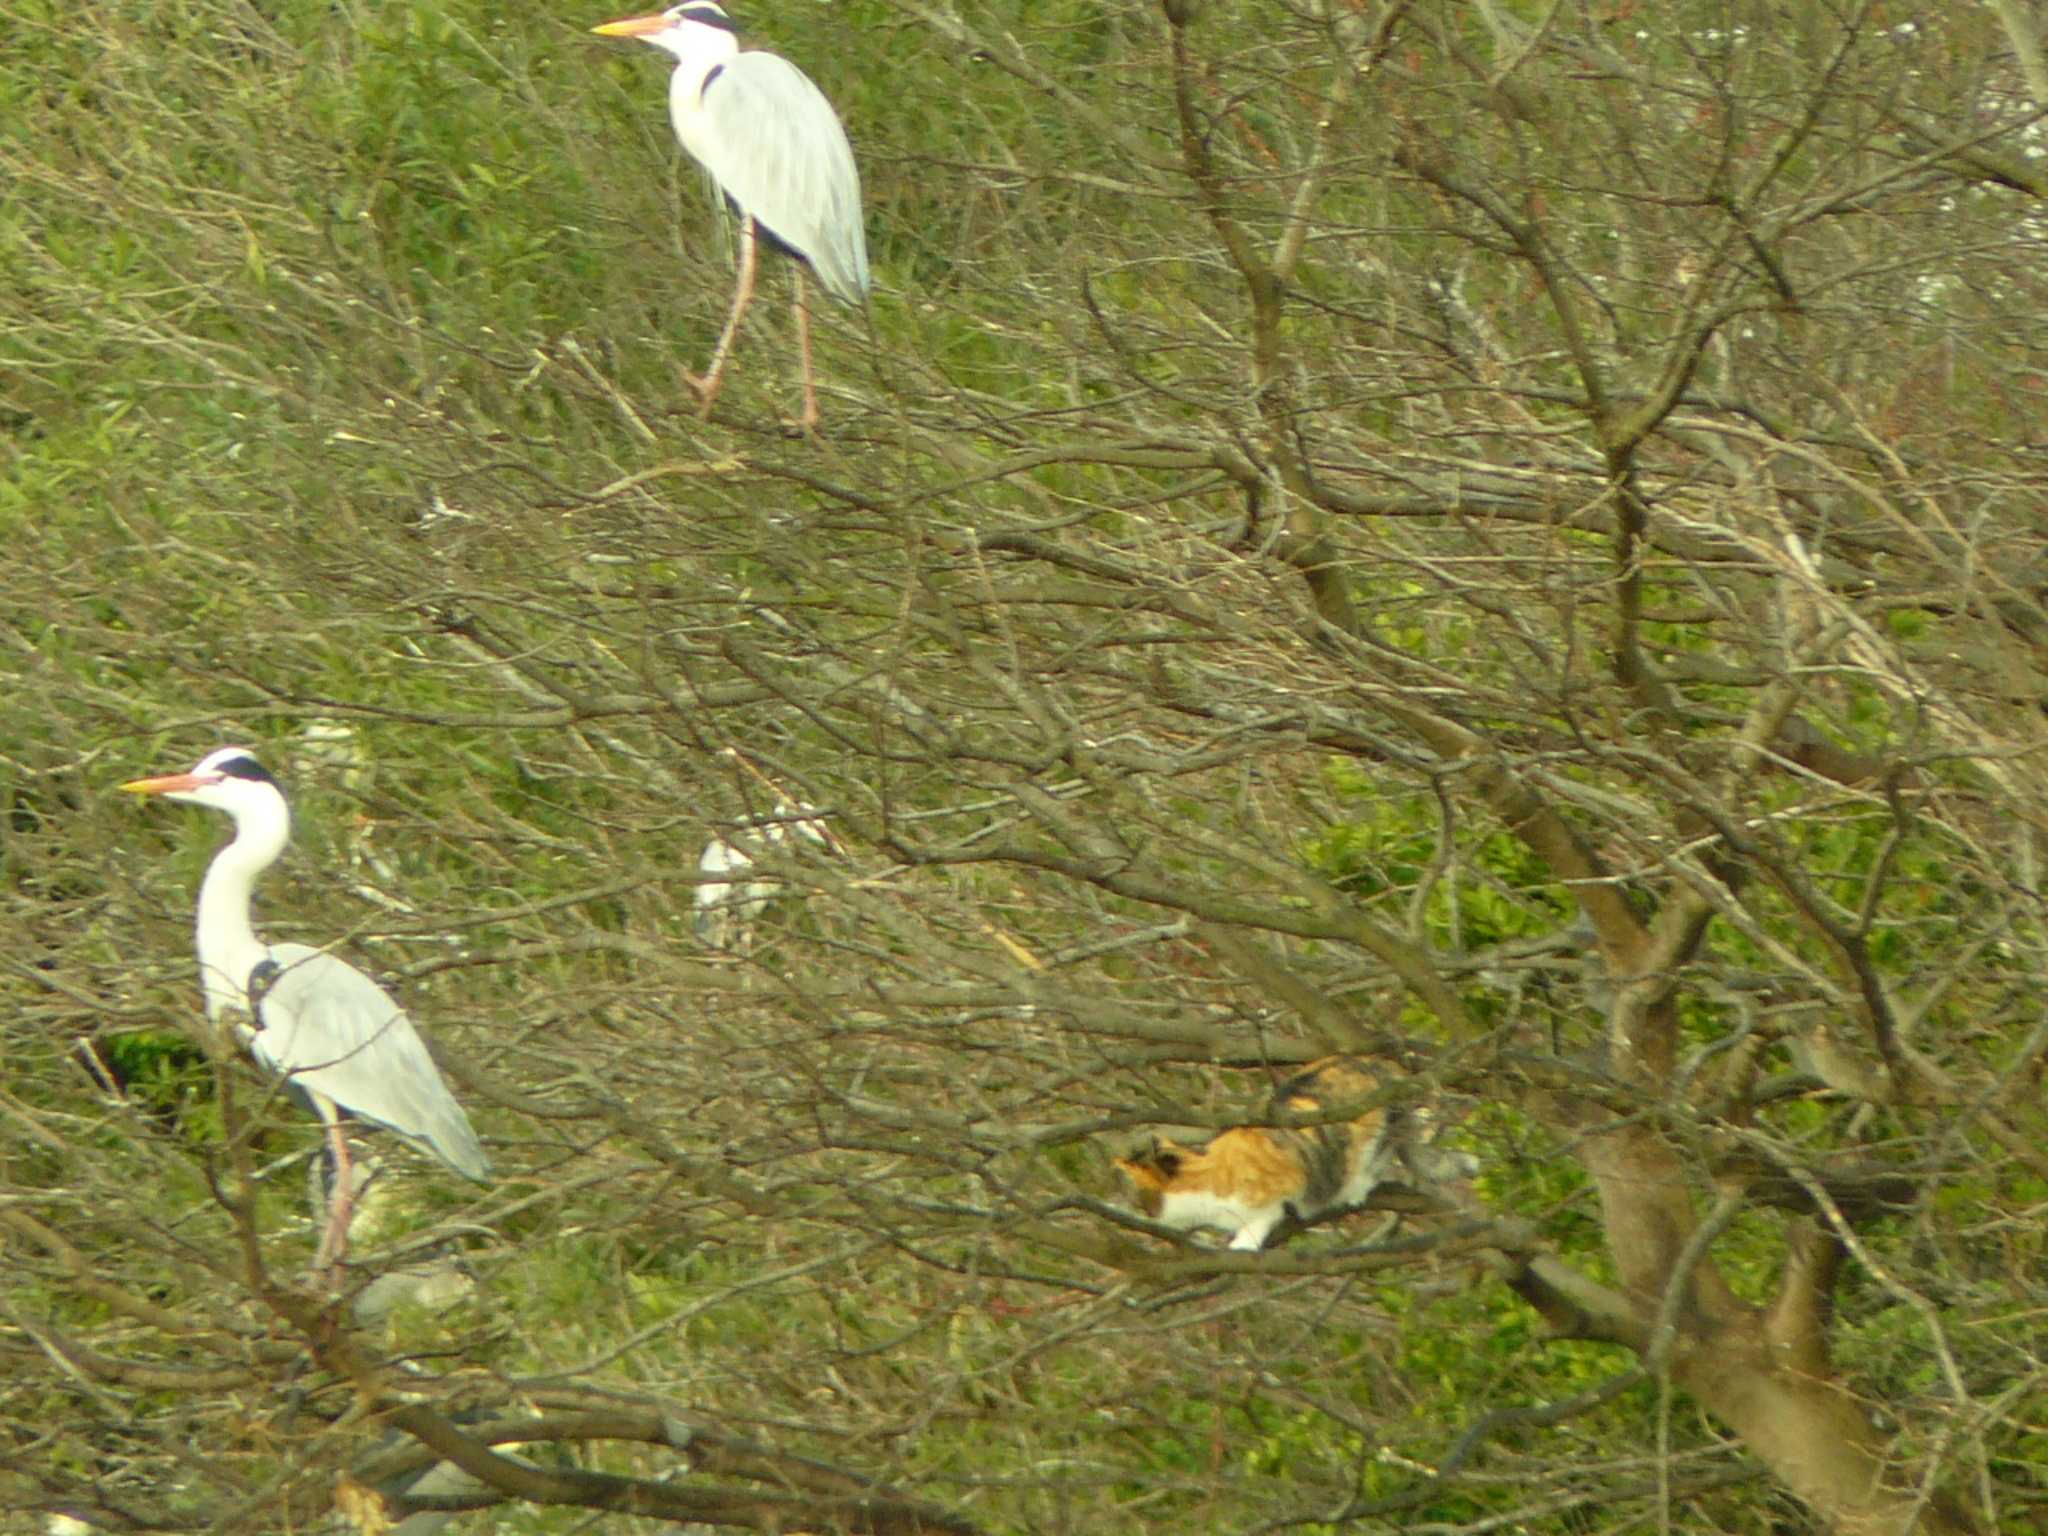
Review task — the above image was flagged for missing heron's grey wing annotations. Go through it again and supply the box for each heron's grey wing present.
[253,944,490,1182]
[681,52,869,304]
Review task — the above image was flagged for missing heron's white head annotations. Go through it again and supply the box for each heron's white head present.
[121,746,286,818]
[591,2,740,65]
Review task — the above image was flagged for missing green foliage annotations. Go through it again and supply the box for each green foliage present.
[100,1030,213,1134]
[1304,761,1570,953]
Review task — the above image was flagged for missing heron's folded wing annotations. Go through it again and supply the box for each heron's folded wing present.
[253,944,491,1182]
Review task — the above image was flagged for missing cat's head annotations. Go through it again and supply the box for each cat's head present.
[1112,1138,1191,1215]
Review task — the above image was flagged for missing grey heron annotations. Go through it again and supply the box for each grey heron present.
[121,747,489,1270]
[692,803,830,953]
[593,0,869,428]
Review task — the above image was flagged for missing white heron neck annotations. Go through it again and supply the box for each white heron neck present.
[194,797,289,1021]
[658,21,740,98]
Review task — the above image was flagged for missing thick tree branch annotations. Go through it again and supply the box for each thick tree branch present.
[1761,1218,1842,1378]
[386,1402,982,1533]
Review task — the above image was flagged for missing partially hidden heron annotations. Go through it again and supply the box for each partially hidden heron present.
[593,0,870,428]
[122,747,490,1270]
[692,802,830,953]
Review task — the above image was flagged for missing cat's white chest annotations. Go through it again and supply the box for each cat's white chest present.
[1153,1188,1287,1251]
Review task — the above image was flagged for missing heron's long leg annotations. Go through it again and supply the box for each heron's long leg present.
[792,268,819,432]
[687,217,759,416]
[312,1105,355,1276]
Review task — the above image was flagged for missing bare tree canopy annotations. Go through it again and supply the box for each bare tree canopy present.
[5,0,2047,1532]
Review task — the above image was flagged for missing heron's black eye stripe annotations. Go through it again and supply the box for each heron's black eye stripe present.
[216,756,278,786]
[672,2,738,32]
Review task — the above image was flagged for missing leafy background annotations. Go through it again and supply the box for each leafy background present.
[5,0,2047,1531]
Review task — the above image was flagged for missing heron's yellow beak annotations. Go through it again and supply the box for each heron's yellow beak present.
[120,772,211,796]
[591,13,670,36]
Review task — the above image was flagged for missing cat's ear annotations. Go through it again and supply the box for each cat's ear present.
[1113,1145,1160,1185]
[1148,1137,1186,1176]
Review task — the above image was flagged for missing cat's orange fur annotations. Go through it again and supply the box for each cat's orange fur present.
[1114,1057,1472,1251]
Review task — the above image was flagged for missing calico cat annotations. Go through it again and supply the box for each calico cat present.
[1113,1057,1475,1251]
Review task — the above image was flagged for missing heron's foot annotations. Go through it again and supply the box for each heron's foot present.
[779,385,821,437]
[302,1259,347,1295]
[300,1241,348,1294]
[683,367,724,419]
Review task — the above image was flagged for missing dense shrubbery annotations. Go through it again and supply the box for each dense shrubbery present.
[5,1,2046,1531]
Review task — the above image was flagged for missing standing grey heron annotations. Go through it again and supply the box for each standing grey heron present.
[593,1,869,428]
[122,747,489,1270]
